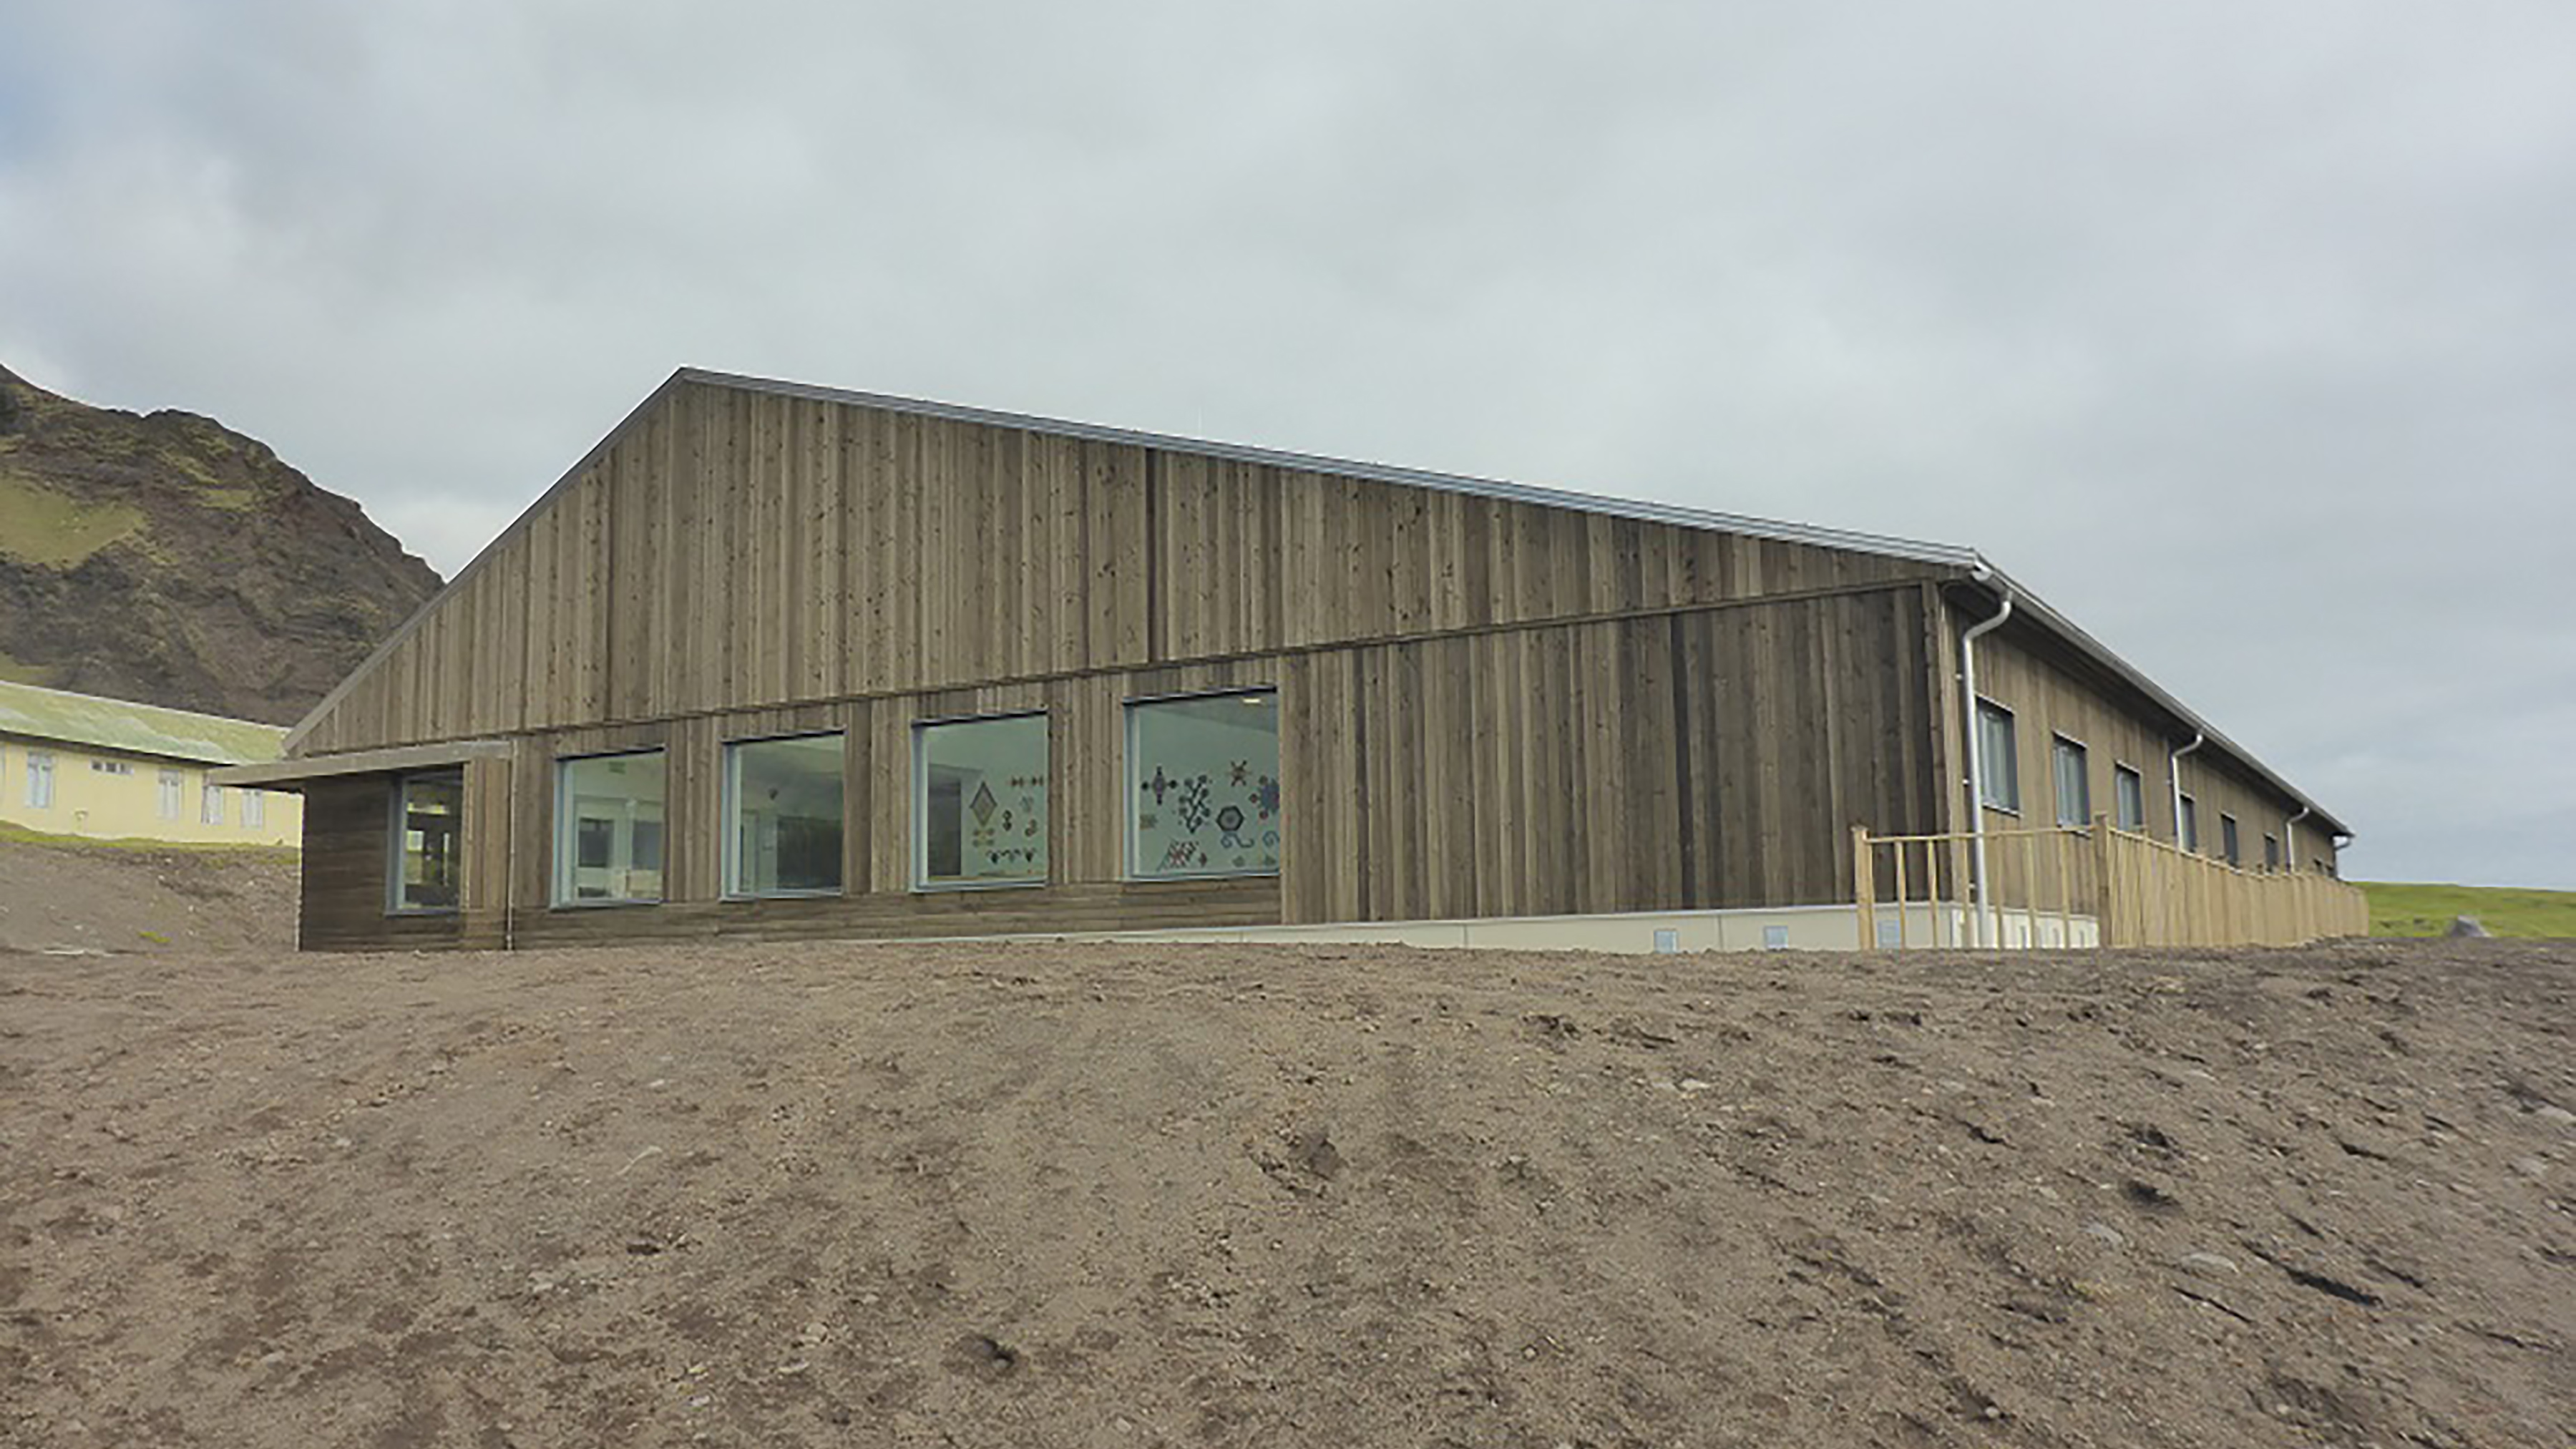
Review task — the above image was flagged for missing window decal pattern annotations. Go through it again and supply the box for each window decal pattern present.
[1130,693,1281,878]
[917,715,1048,887]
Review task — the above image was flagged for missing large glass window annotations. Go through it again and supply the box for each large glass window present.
[1975,701,2019,812]
[1128,691,1281,879]
[2179,793,2200,852]
[201,781,227,826]
[915,713,1048,887]
[25,751,54,809]
[391,769,463,913]
[726,733,845,897]
[243,789,266,830]
[158,769,183,819]
[2051,736,2089,827]
[555,751,665,904]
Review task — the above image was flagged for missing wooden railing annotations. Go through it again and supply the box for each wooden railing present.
[1851,815,2368,950]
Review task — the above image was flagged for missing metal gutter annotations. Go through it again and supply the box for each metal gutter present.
[1956,572,2015,948]
[2169,732,2207,847]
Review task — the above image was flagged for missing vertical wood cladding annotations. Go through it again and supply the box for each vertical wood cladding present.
[305,584,1944,950]
[298,776,462,951]
[1279,587,1941,924]
[297,381,1933,756]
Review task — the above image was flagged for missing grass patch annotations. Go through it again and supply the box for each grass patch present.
[0,470,145,567]
[2359,881,2576,939]
[0,646,65,688]
[189,484,263,510]
[0,819,300,859]
[150,439,262,508]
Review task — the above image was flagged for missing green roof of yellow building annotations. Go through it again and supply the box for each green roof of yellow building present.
[0,679,285,766]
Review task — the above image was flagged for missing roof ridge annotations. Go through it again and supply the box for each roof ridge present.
[0,676,287,731]
[679,367,1985,569]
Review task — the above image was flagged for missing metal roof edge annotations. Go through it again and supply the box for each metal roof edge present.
[1974,565,2351,839]
[680,369,1986,570]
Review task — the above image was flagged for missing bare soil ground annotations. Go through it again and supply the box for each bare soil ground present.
[0,836,298,956]
[1,865,2570,1447]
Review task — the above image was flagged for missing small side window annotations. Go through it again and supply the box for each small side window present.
[391,769,464,913]
[2112,765,2146,832]
[2051,736,2090,827]
[1975,701,2019,813]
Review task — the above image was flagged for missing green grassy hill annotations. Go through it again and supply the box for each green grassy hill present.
[2360,880,2576,938]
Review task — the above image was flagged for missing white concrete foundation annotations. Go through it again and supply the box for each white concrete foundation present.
[1030,902,2097,954]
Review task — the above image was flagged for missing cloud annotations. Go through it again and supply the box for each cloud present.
[3,0,2570,885]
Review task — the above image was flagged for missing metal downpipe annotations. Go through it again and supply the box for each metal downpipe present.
[1958,580,2014,948]
[2169,732,2205,849]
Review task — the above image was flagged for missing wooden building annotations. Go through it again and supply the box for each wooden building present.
[220,369,2351,952]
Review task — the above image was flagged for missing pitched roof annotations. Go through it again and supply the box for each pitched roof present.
[702,369,1991,570]
[0,678,286,766]
[291,367,2347,836]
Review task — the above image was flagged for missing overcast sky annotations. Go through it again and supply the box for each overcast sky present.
[3,1,2570,889]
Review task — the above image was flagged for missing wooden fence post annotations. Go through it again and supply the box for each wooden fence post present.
[1948,836,1970,947]
[2055,831,2075,947]
[1853,824,1875,950]
[2092,813,2116,946]
[2021,831,2040,948]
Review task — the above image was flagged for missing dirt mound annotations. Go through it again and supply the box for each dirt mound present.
[3,936,2570,1447]
[0,835,298,955]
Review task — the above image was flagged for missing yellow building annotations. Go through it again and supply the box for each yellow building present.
[0,680,301,847]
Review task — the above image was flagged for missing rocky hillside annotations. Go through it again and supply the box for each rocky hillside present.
[0,364,441,726]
